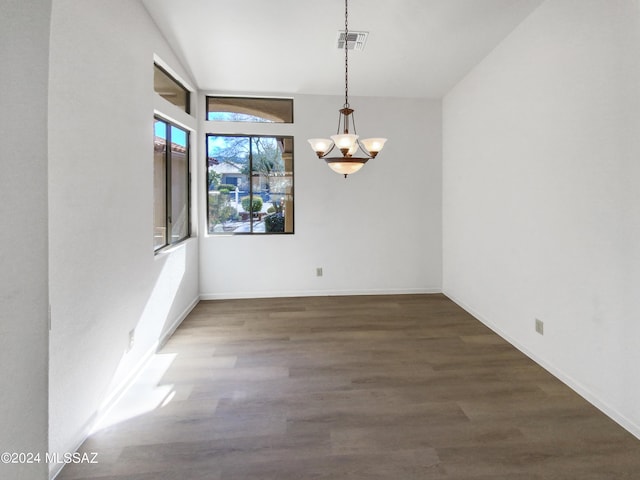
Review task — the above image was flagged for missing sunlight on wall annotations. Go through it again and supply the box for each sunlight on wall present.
[93,245,188,432]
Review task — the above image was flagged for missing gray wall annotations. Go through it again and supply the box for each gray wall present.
[199,94,443,298]
[443,0,640,437]
[48,0,200,471]
[0,0,51,479]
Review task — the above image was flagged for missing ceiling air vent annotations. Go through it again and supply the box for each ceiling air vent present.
[336,31,368,51]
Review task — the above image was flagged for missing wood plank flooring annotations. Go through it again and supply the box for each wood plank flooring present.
[58,294,640,479]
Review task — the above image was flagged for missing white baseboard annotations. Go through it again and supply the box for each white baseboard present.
[200,287,442,301]
[159,296,200,347]
[49,342,158,480]
[49,412,97,479]
[443,290,640,441]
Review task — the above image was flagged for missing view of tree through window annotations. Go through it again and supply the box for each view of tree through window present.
[206,96,293,123]
[207,134,294,234]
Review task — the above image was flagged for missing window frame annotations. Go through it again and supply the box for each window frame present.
[206,96,293,123]
[154,63,191,115]
[154,115,191,251]
[206,133,294,236]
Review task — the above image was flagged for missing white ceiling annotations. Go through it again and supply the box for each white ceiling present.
[142,0,544,98]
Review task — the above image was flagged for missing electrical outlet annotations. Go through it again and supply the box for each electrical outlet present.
[535,318,544,335]
[316,267,323,277]
[128,329,136,351]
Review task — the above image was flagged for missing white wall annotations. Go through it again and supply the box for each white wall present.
[443,0,640,437]
[48,0,199,470]
[200,94,442,298]
[0,1,51,479]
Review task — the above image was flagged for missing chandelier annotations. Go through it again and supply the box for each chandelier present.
[307,0,387,178]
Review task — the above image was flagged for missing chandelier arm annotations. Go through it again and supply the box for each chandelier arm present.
[350,108,357,135]
[356,138,373,159]
[324,157,369,163]
[317,143,338,159]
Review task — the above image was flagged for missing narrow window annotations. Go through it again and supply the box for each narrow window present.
[206,96,293,123]
[207,135,294,234]
[154,118,190,250]
[154,120,167,249]
[154,64,190,114]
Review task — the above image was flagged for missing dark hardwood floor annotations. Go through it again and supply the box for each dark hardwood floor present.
[58,294,640,479]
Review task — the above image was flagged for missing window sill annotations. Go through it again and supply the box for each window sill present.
[154,236,195,256]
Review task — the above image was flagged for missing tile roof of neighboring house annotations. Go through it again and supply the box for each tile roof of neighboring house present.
[154,136,187,154]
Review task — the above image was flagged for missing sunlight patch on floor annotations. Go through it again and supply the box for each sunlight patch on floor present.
[91,353,177,433]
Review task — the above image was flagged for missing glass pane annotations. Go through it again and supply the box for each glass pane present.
[154,64,190,113]
[207,136,251,233]
[279,137,295,234]
[170,125,189,242]
[251,137,277,234]
[153,120,167,249]
[206,97,293,123]
[252,136,294,234]
[207,135,293,234]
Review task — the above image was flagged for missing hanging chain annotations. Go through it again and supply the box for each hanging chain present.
[344,0,349,108]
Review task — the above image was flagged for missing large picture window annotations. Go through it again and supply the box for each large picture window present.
[207,135,294,234]
[154,117,190,250]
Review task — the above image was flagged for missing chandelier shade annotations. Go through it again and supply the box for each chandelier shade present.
[307,138,333,156]
[360,138,387,157]
[327,160,366,176]
[330,133,359,154]
[307,0,386,178]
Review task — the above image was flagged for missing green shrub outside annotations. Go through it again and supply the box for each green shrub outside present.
[265,213,285,233]
[241,196,263,213]
[208,191,235,231]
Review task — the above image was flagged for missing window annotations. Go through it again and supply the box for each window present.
[206,96,293,123]
[154,117,190,250]
[206,96,294,235]
[154,64,190,114]
[207,135,294,234]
